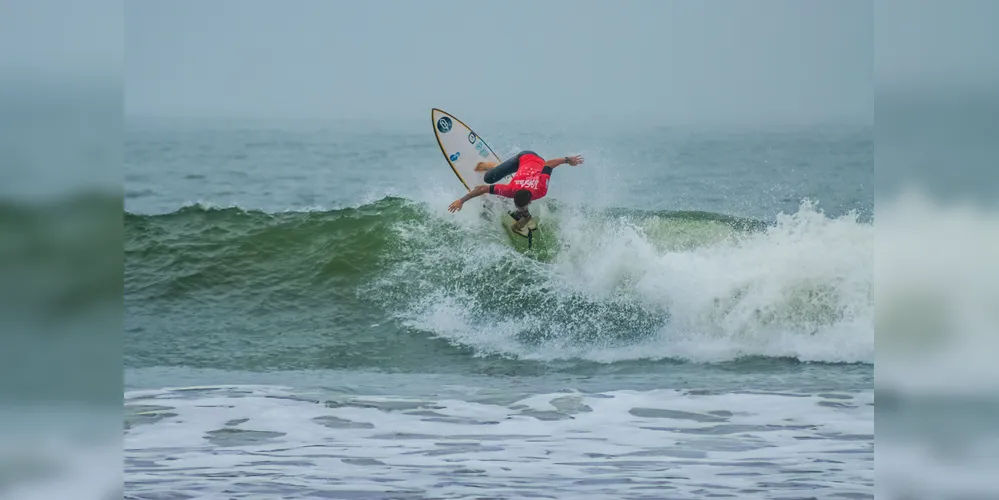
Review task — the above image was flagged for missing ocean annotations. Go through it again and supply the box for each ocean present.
[124,116,874,499]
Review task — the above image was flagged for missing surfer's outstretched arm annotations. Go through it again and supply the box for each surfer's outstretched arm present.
[448,184,489,212]
[544,155,584,169]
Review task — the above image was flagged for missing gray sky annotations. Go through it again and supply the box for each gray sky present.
[2,0,119,82]
[876,0,999,93]
[126,0,871,125]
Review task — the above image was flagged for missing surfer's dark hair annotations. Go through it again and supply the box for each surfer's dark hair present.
[514,189,532,208]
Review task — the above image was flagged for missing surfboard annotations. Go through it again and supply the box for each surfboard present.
[431,108,504,191]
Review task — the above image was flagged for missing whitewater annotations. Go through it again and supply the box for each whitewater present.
[378,196,871,368]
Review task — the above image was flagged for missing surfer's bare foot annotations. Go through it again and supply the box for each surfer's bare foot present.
[475,161,496,172]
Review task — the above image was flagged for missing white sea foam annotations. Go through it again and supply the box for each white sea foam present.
[875,188,999,395]
[400,197,875,365]
[874,188,999,499]
[124,385,872,499]
[0,407,120,500]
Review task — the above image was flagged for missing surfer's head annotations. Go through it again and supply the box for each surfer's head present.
[514,189,532,209]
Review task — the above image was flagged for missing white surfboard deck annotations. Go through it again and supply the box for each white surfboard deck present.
[431,108,505,191]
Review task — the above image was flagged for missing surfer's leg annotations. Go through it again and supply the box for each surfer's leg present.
[483,151,533,184]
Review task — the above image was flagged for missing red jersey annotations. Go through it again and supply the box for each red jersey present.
[490,153,550,200]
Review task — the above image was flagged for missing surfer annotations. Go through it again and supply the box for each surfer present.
[447,151,584,231]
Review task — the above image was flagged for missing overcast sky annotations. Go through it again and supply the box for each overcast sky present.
[126,0,872,125]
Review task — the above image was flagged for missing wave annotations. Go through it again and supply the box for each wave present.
[874,189,999,396]
[125,195,873,366]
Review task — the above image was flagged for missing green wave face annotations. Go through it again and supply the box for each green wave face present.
[125,196,870,371]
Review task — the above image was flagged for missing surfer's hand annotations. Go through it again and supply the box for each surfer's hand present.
[448,199,464,212]
[566,155,584,166]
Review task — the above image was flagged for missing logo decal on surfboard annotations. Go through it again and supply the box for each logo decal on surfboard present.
[449,152,460,161]
[436,117,453,133]
[474,140,490,157]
